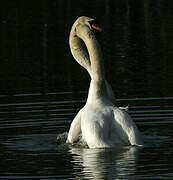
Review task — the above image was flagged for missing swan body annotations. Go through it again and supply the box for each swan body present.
[67,16,143,148]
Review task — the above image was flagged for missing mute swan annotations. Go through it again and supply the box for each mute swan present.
[67,16,143,148]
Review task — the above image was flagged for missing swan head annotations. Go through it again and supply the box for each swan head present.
[69,16,102,76]
[70,16,102,38]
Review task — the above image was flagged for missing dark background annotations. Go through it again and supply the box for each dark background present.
[1,1,173,179]
[1,0,173,98]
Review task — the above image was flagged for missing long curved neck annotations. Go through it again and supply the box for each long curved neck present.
[79,31,107,100]
[69,31,92,76]
[81,32,105,82]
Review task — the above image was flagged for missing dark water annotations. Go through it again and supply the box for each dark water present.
[0,94,173,179]
[1,0,173,179]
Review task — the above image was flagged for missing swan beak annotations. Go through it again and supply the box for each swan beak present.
[74,27,78,37]
[91,23,102,32]
[74,32,77,37]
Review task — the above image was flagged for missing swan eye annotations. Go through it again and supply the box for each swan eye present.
[88,20,95,29]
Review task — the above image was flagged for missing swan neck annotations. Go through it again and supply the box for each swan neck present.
[69,32,92,76]
[82,34,105,82]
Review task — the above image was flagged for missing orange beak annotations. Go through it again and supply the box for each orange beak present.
[91,23,102,32]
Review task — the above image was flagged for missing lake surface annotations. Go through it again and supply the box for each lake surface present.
[1,0,173,179]
[0,94,173,179]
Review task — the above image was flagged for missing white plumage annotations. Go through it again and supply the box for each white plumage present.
[67,16,143,148]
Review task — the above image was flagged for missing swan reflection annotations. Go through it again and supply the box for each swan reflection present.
[70,146,139,179]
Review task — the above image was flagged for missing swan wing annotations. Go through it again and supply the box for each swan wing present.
[67,109,82,143]
[113,108,143,146]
